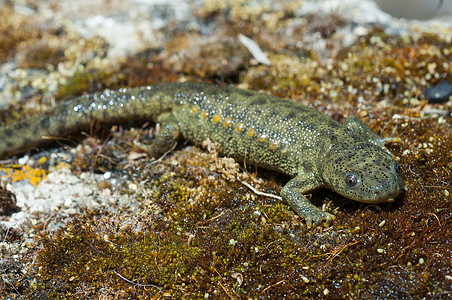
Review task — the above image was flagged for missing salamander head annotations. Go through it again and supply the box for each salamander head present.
[320,142,404,203]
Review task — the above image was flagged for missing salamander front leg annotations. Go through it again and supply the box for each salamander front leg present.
[280,176,335,226]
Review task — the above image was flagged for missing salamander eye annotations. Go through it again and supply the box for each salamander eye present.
[344,173,360,189]
[394,162,402,174]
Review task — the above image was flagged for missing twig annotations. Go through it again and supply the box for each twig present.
[218,282,235,300]
[205,211,225,222]
[324,240,361,267]
[238,33,271,65]
[113,270,162,290]
[394,239,417,262]
[239,180,282,200]
[91,131,113,170]
[2,226,10,243]
[260,280,285,294]
[213,267,235,300]
[427,213,442,227]
[150,142,178,164]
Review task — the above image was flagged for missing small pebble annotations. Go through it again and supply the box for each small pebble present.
[18,155,29,165]
[64,198,73,207]
[128,183,138,192]
[424,80,452,104]
[102,188,111,197]
[103,171,112,179]
[229,239,237,245]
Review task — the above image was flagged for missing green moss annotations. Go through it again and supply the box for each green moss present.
[55,69,95,98]
[32,212,203,298]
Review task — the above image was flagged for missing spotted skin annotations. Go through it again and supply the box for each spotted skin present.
[0,82,404,226]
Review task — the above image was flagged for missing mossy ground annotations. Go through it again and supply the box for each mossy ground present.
[0,1,451,299]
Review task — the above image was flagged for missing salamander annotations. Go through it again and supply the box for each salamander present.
[0,82,404,226]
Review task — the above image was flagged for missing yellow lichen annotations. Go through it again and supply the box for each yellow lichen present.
[0,165,47,187]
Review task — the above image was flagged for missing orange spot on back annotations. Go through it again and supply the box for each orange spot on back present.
[258,134,268,143]
[270,140,280,149]
[235,122,245,132]
[223,117,233,127]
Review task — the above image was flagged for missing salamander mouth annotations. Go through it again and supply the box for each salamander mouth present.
[367,170,404,202]
[348,184,401,204]
[355,197,393,204]
[374,187,400,202]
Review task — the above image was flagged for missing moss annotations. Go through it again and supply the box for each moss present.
[0,181,19,215]
[0,4,39,64]
[55,69,95,98]
[118,53,179,87]
[32,211,204,298]
[164,32,250,79]
[16,39,65,69]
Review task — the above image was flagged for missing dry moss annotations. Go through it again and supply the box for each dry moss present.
[0,182,18,215]
[0,4,39,64]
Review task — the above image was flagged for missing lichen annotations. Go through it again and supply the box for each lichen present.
[0,164,47,187]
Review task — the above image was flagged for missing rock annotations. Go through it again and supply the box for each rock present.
[374,0,447,19]
[424,80,452,103]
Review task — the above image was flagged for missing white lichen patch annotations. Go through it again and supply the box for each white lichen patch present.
[1,166,117,231]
